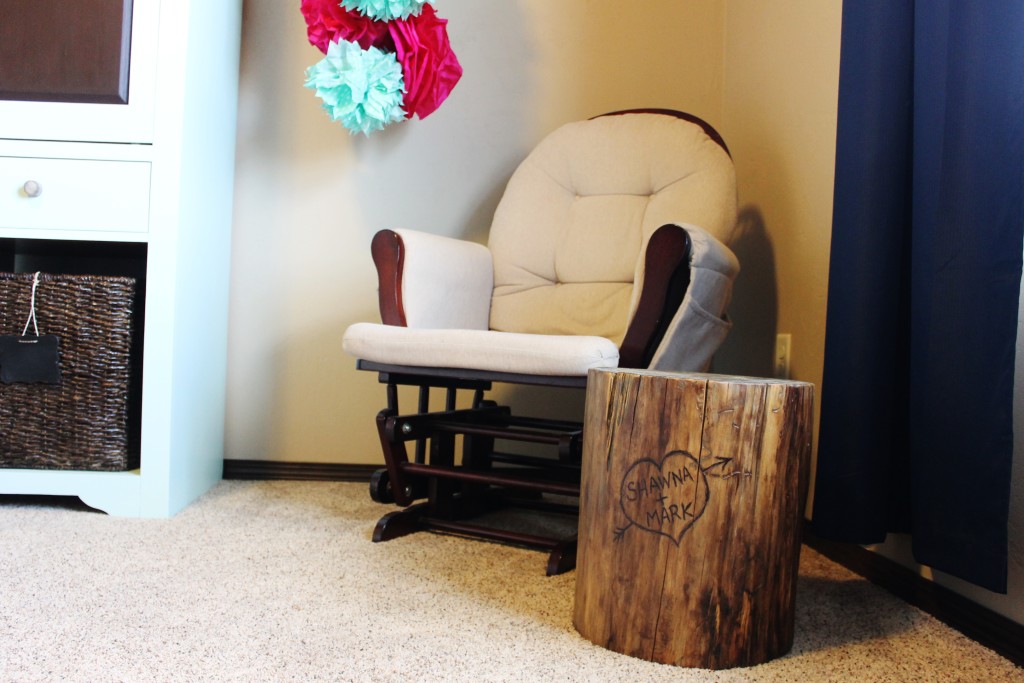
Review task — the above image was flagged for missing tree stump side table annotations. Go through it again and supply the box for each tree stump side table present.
[572,368,813,670]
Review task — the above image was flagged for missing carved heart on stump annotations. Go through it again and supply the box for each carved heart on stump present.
[618,450,710,545]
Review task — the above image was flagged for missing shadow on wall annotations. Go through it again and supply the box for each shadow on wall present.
[713,205,779,378]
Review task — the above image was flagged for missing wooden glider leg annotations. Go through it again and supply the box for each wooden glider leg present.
[372,502,430,542]
[546,535,578,576]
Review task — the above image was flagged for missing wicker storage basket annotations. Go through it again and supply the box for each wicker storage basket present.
[0,272,137,471]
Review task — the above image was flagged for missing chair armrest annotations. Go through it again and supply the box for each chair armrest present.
[619,224,692,368]
[620,223,739,370]
[645,224,740,372]
[371,228,494,329]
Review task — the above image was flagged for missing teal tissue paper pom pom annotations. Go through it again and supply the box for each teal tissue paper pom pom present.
[341,0,429,22]
[304,38,406,135]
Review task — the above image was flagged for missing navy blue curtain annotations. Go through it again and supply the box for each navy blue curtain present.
[811,1,1024,593]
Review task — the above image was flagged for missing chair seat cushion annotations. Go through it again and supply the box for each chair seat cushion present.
[343,322,620,376]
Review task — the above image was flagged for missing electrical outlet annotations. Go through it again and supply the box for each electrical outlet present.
[774,333,791,379]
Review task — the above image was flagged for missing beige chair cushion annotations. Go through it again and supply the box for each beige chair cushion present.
[342,222,737,376]
[396,228,492,330]
[342,112,739,377]
[487,113,737,346]
[343,322,619,376]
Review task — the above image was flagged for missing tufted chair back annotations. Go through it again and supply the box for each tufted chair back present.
[487,111,737,346]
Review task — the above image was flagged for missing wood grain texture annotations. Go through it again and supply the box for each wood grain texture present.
[617,224,691,369]
[371,229,407,326]
[573,369,813,670]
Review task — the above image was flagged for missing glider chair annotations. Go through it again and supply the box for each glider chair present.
[342,109,739,574]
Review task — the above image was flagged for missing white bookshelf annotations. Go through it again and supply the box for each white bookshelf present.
[0,1,242,517]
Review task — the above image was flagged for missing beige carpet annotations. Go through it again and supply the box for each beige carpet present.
[0,480,1019,682]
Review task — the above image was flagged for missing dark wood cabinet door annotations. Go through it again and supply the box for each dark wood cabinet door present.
[0,0,133,104]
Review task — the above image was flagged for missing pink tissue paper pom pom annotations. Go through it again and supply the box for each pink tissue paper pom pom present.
[387,5,463,120]
[300,0,391,53]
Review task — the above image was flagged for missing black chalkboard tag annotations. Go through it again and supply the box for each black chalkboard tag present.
[0,335,62,384]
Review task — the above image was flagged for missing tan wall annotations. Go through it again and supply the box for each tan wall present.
[225,0,727,466]
[714,2,842,513]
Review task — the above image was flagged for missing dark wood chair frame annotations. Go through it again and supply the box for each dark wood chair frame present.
[357,110,729,575]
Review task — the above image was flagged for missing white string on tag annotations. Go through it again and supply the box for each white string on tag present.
[21,272,41,338]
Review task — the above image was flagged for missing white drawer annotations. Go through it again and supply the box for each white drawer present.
[0,157,151,234]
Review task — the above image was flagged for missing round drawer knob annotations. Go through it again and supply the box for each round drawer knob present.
[23,180,42,198]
